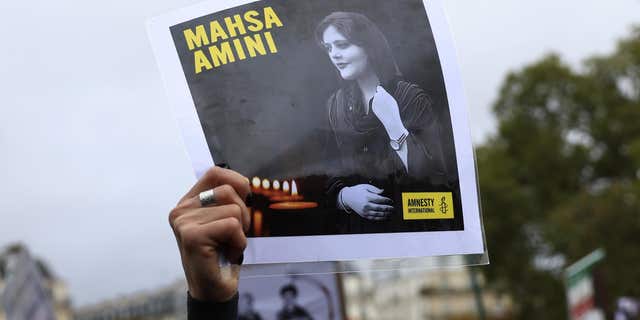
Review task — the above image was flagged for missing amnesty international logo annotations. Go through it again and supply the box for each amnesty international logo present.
[402,192,454,220]
[439,196,448,214]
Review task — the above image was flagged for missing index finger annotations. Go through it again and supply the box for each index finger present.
[367,194,393,205]
[180,166,251,204]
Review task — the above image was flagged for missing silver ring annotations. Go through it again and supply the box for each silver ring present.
[199,189,216,207]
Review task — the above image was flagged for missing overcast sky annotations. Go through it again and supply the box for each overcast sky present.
[1,0,639,307]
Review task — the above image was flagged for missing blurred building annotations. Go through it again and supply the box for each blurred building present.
[0,243,73,320]
[342,257,512,320]
[73,281,187,320]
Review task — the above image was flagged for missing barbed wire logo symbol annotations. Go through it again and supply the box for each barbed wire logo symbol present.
[439,196,448,214]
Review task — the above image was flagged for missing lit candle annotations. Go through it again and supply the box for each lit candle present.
[261,179,270,190]
[272,180,281,191]
[252,177,261,189]
[269,179,304,202]
[253,210,263,236]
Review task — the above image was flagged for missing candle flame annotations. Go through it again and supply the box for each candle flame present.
[291,180,298,196]
[261,179,270,190]
[272,180,280,190]
[282,181,290,193]
[252,177,261,188]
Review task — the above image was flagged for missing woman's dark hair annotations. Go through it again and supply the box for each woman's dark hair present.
[279,283,298,297]
[315,11,402,85]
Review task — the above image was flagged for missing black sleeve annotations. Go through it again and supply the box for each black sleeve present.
[396,82,452,186]
[322,92,347,210]
[188,292,238,320]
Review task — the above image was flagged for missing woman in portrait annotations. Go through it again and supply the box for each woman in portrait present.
[316,11,454,233]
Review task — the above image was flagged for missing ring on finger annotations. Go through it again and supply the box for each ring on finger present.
[199,189,217,207]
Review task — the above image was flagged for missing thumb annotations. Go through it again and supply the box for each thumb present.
[366,185,384,194]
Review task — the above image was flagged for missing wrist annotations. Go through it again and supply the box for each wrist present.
[189,281,236,303]
[388,126,409,151]
[188,290,237,303]
[188,292,238,320]
[338,187,353,213]
[385,122,407,140]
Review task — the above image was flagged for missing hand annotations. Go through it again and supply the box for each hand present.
[371,85,406,139]
[169,166,251,302]
[340,184,394,220]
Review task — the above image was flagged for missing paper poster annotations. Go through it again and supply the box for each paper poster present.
[148,0,484,264]
[238,263,344,320]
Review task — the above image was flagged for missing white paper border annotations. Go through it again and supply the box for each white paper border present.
[147,0,484,264]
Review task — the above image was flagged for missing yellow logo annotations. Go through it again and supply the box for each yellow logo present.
[402,192,454,220]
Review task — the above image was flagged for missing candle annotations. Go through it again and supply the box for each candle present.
[268,196,322,236]
[252,177,261,189]
[270,194,304,202]
[269,201,318,210]
[268,192,322,236]
[269,179,303,202]
[253,210,263,236]
[261,179,270,190]
[272,180,280,191]
[251,177,262,194]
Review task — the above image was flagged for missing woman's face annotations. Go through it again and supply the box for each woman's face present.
[322,25,370,81]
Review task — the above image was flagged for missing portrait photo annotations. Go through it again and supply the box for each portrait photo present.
[148,0,484,263]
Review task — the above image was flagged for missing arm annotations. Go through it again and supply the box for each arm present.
[324,93,394,220]
[373,83,451,184]
[187,292,238,320]
[371,85,410,171]
[169,166,251,319]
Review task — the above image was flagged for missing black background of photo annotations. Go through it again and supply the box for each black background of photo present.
[170,0,463,234]
[170,0,456,177]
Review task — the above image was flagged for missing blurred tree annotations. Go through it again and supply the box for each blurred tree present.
[477,27,640,319]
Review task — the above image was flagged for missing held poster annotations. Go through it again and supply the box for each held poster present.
[238,262,344,320]
[148,0,485,264]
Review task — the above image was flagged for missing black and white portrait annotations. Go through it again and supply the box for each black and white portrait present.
[276,284,313,320]
[316,12,458,234]
[151,0,484,263]
[168,0,463,237]
[236,271,343,320]
[239,292,264,320]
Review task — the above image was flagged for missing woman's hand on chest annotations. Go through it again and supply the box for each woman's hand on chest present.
[371,85,407,139]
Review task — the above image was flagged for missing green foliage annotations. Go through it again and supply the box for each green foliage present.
[478,26,640,318]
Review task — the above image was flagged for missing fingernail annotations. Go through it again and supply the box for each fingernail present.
[216,163,230,169]
[235,253,244,265]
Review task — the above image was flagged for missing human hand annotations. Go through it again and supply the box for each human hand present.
[340,184,394,220]
[371,85,406,139]
[169,166,251,302]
